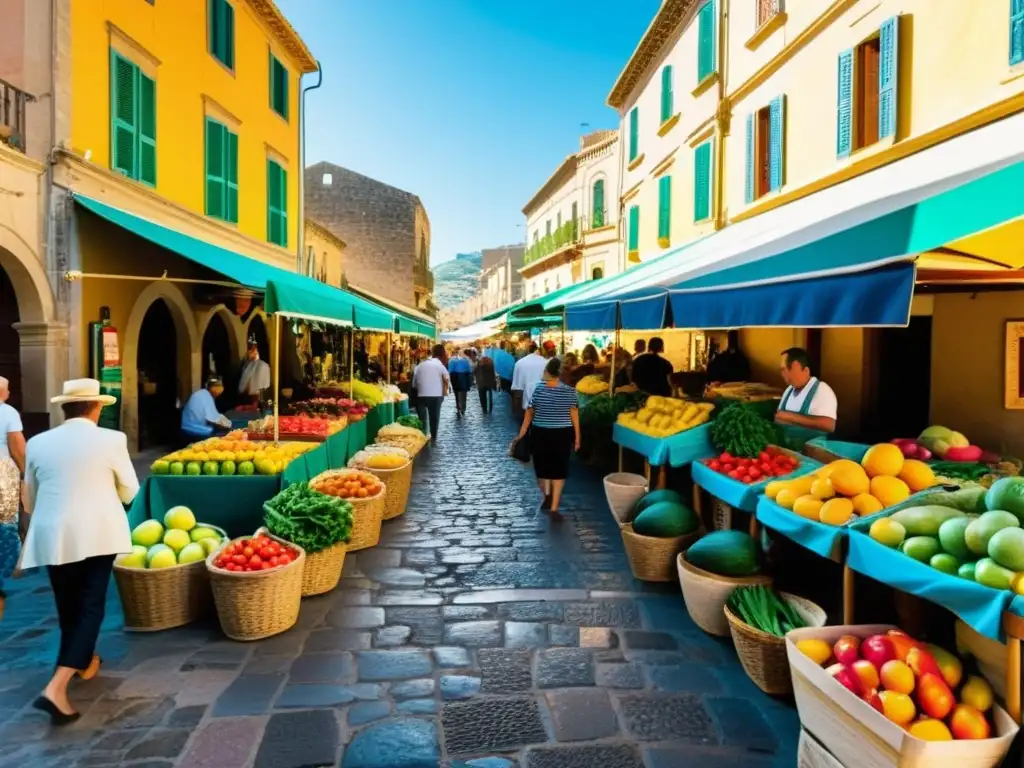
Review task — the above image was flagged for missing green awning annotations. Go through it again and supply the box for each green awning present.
[396,315,436,338]
[482,301,522,321]
[505,312,563,331]
[74,194,394,330]
[508,280,602,316]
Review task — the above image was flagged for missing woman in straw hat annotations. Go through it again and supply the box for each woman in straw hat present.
[21,379,140,724]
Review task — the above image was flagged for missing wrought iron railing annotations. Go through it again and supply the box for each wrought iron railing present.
[0,78,34,153]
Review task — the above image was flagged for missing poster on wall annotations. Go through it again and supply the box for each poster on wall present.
[1004,320,1024,409]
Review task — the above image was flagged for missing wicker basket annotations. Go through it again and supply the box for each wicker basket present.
[677,552,772,636]
[310,470,386,552]
[206,529,305,641]
[113,525,227,632]
[363,461,413,520]
[621,524,701,582]
[724,591,827,695]
[376,435,426,458]
[603,473,648,526]
[300,541,347,597]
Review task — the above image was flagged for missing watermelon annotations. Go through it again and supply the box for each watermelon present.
[633,489,683,518]
[985,477,1024,523]
[632,502,699,538]
[685,530,761,577]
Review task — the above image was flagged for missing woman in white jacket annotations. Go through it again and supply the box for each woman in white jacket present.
[21,379,140,724]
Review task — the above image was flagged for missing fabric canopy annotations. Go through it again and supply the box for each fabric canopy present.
[440,318,504,341]
[73,194,394,330]
[396,316,436,338]
[347,283,437,337]
[504,312,562,332]
[565,301,618,332]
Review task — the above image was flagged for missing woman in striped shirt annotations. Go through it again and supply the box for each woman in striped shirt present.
[515,357,580,516]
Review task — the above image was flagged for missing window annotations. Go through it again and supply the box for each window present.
[546,220,551,236]
[544,278,549,294]
[209,0,234,69]
[571,202,578,222]
[557,212,562,229]
[591,266,604,280]
[533,230,538,243]
[694,140,713,222]
[592,179,605,227]
[697,0,717,83]
[660,65,674,123]
[267,159,288,246]
[1013,0,1024,64]
[745,96,785,203]
[627,205,640,258]
[270,53,289,120]
[628,107,639,161]
[110,51,156,186]
[757,0,780,28]
[205,118,238,223]
[657,175,672,246]
[837,16,899,158]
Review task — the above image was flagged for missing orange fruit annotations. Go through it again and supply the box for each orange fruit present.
[793,495,824,521]
[830,464,870,497]
[870,475,911,508]
[861,443,905,478]
[899,459,936,493]
[852,493,884,516]
[879,690,916,726]
[908,717,952,741]
[819,497,855,526]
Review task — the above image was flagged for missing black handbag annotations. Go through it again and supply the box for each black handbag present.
[509,433,531,464]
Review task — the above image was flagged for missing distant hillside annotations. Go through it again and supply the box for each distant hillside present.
[433,251,482,309]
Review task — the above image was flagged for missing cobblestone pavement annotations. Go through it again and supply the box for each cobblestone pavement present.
[0,394,799,768]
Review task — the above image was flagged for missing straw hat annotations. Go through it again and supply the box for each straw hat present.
[50,378,116,406]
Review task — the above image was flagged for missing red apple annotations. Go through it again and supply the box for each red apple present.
[861,634,896,671]
[833,635,861,666]
[906,647,942,679]
[826,663,863,697]
[862,688,885,714]
[852,659,880,691]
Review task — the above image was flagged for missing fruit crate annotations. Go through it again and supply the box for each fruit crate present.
[786,624,1018,768]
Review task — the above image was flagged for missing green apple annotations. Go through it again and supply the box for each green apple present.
[116,545,148,569]
[177,542,206,564]
[131,519,164,548]
[190,526,218,542]
[164,505,196,531]
[199,537,222,556]
[148,547,178,569]
[163,528,191,553]
[146,543,171,564]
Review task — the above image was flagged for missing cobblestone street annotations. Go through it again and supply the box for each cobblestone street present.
[0,394,798,768]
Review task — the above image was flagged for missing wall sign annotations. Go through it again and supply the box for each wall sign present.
[1004,321,1024,409]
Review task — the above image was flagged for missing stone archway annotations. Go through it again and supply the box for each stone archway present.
[197,304,246,371]
[121,281,200,454]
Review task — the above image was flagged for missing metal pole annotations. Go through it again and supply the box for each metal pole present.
[273,313,281,443]
[387,332,392,385]
[349,329,355,382]
[561,307,566,356]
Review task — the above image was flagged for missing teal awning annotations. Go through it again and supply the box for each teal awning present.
[482,301,522,321]
[396,315,436,338]
[509,280,604,316]
[74,194,394,330]
[505,312,562,331]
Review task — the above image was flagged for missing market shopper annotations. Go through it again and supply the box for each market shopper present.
[0,377,26,618]
[447,348,473,418]
[180,377,232,441]
[22,379,140,725]
[474,354,498,414]
[630,336,674,396]
[613,350,633,389]
[775,346,838,447]
[511,342,547,421]
[238,342,271,404]
[706,330,751,385]
[491,342,516,394]
[516,357,580,516]
[412,345,450,444]
[560,352,579,386]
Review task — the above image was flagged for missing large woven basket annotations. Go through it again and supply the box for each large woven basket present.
[376,435,426,458]
[206,529,305,641]
[310,470,386,552]
[676,552,772,636]
[621,524,701,582]
[603,473,648,526]
[724,591,827,695]
[363,461,413,520]
[113,524,227,632]
[300,541,347,597]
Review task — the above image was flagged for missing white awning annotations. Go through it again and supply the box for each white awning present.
[439,317,505,341]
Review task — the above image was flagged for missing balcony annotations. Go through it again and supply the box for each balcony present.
[525,219,583,266]
[0,78,34,154]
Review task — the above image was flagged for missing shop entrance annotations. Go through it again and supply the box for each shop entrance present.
[0,266,22,412]
[867,317,933,442]
[137,299,180,450]
[202,311,234,408]
[249,314,270,364]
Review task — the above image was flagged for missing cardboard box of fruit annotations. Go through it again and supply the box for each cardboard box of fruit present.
[786,624,1018,768]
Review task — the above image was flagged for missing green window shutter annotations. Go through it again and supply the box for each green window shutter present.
[210,0,234,68]
[223,0,234,69]
[278,166,288,246]
[836,49,854,158]
[769,95,785,192]
[627,205,639,252]
[138,71,156,186]
[744,113,754,204]
[592,179,604,227]
[878,16,899,140]
[270,55,289,119]
[629,107,639,161]
[694,140,712,222]
[205,118,226,219]
[110,52,138,178]
[697,1,716,82]
[267,160,287,246]
[1013,0,1024,65]
[657,175,671,241]
[660,65,673,123]
[225,129,239,223]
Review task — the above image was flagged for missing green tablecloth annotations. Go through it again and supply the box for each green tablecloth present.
[398,400,410,417]
[348,419,368,456]
[280,430,349,486]
[366,403,395,442]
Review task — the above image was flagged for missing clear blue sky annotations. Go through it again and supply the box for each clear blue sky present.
[277,0,659,266]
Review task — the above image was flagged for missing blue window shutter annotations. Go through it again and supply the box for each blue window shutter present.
[1013,0,1024,65]
[660,65,673,123]
[836,49,853,158]
[697,1,716,82]
[627,205,639,252]
[629,107,639,161]
[657,175,671,241]
[744,113,754,204]
[694,141,712,221]
[769,95,785,192]
[879,16,899,140]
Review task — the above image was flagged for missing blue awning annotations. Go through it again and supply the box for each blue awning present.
[620,292,668,330]
[566,300,618,331]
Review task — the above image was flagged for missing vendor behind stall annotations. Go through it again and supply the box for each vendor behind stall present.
[775,347,837,447]
[630,337,674,396]
[706,330,751,385]
[181,377,232,441]
[238,343,271,405]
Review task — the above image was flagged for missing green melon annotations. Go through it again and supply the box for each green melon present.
[632,501,699,538]
[685,530,761,577]
[633,489,684,518]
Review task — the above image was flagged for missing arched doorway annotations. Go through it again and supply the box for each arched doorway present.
[0,266,22,412]
[202,311,233,412]
[248,314,270,364]
[137,300,180,449]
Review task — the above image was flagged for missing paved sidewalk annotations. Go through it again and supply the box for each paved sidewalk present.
[0,394,798,767]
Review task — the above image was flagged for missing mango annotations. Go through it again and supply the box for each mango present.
[793,495,824,521]
[925,644,963,688]
[810,477,835,500]
[890,505,966,537]
[819,497,855,526]
[949,703,991,740]
[908,718,953,741]
[869,517,906,548]
[975,557,1015,590]
[965,510,1020,556]
[870,475,910,508]
[960,675,994,712]
[862,443,905,478]
[853,493,884,517]
[900,536,941,563]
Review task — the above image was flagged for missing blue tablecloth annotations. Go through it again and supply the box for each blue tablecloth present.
[692,455,822,514]
[612,423,715,468]
[805,437,870,462]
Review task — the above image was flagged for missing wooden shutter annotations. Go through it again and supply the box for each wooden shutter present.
[744,113,754,204]
[697,0,715,82]
[592,180,604,227]
[571,202,578,222]
[1014,0,1024,65]
[629,107,639,161]
[836,49,854,158]
[226,130,239,223]
[138,72,156,186]
[657,175,671,241]
[627,205,639,252]
[878,16,899,140]
[660,65,673,123]
[769,95,785,192]
[694,141,712,221]
[271,55,289,119]
[206,119,225,219]
[223,0,234,69]
[110,52,137,178]
[267,161,280,244]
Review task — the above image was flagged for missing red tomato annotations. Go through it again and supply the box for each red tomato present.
[242,546,254,558]
[721,463,734,473]
[759,452,770,462]
[232,554,247,566]
[708,461,721,471]
[249,555,263,568]
[760,462,772,475]
[278,553,292,564]
[727,470,742,480]
[721,452,733,461]
[742,475,755,484]
[261,561,273,570]
[259,546,275,559]
[269,556,279,567]
[748,468,761,480]
[737,458,750,467]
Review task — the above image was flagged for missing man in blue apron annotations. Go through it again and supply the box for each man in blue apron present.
[775,347,837,449]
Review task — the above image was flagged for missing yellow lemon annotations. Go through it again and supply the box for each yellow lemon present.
[852,493,885,517]
[765,481,787,500]
[819,497,855,526]
[793,495,824,520]
[775,488,798,510]
[810,477,835,500]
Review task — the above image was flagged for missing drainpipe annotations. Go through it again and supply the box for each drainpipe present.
[713,0,730,231]
[297,61,323,271]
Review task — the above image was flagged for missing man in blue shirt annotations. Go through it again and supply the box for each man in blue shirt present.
[180,377,232,441]
[447,349,473,418]
[488,342,516,395]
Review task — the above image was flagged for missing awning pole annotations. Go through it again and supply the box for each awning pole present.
[561,307,566,356]
[609,328,618,396]
[387,332,392,385]
[273,313,281,443]
[350,329,356,383]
